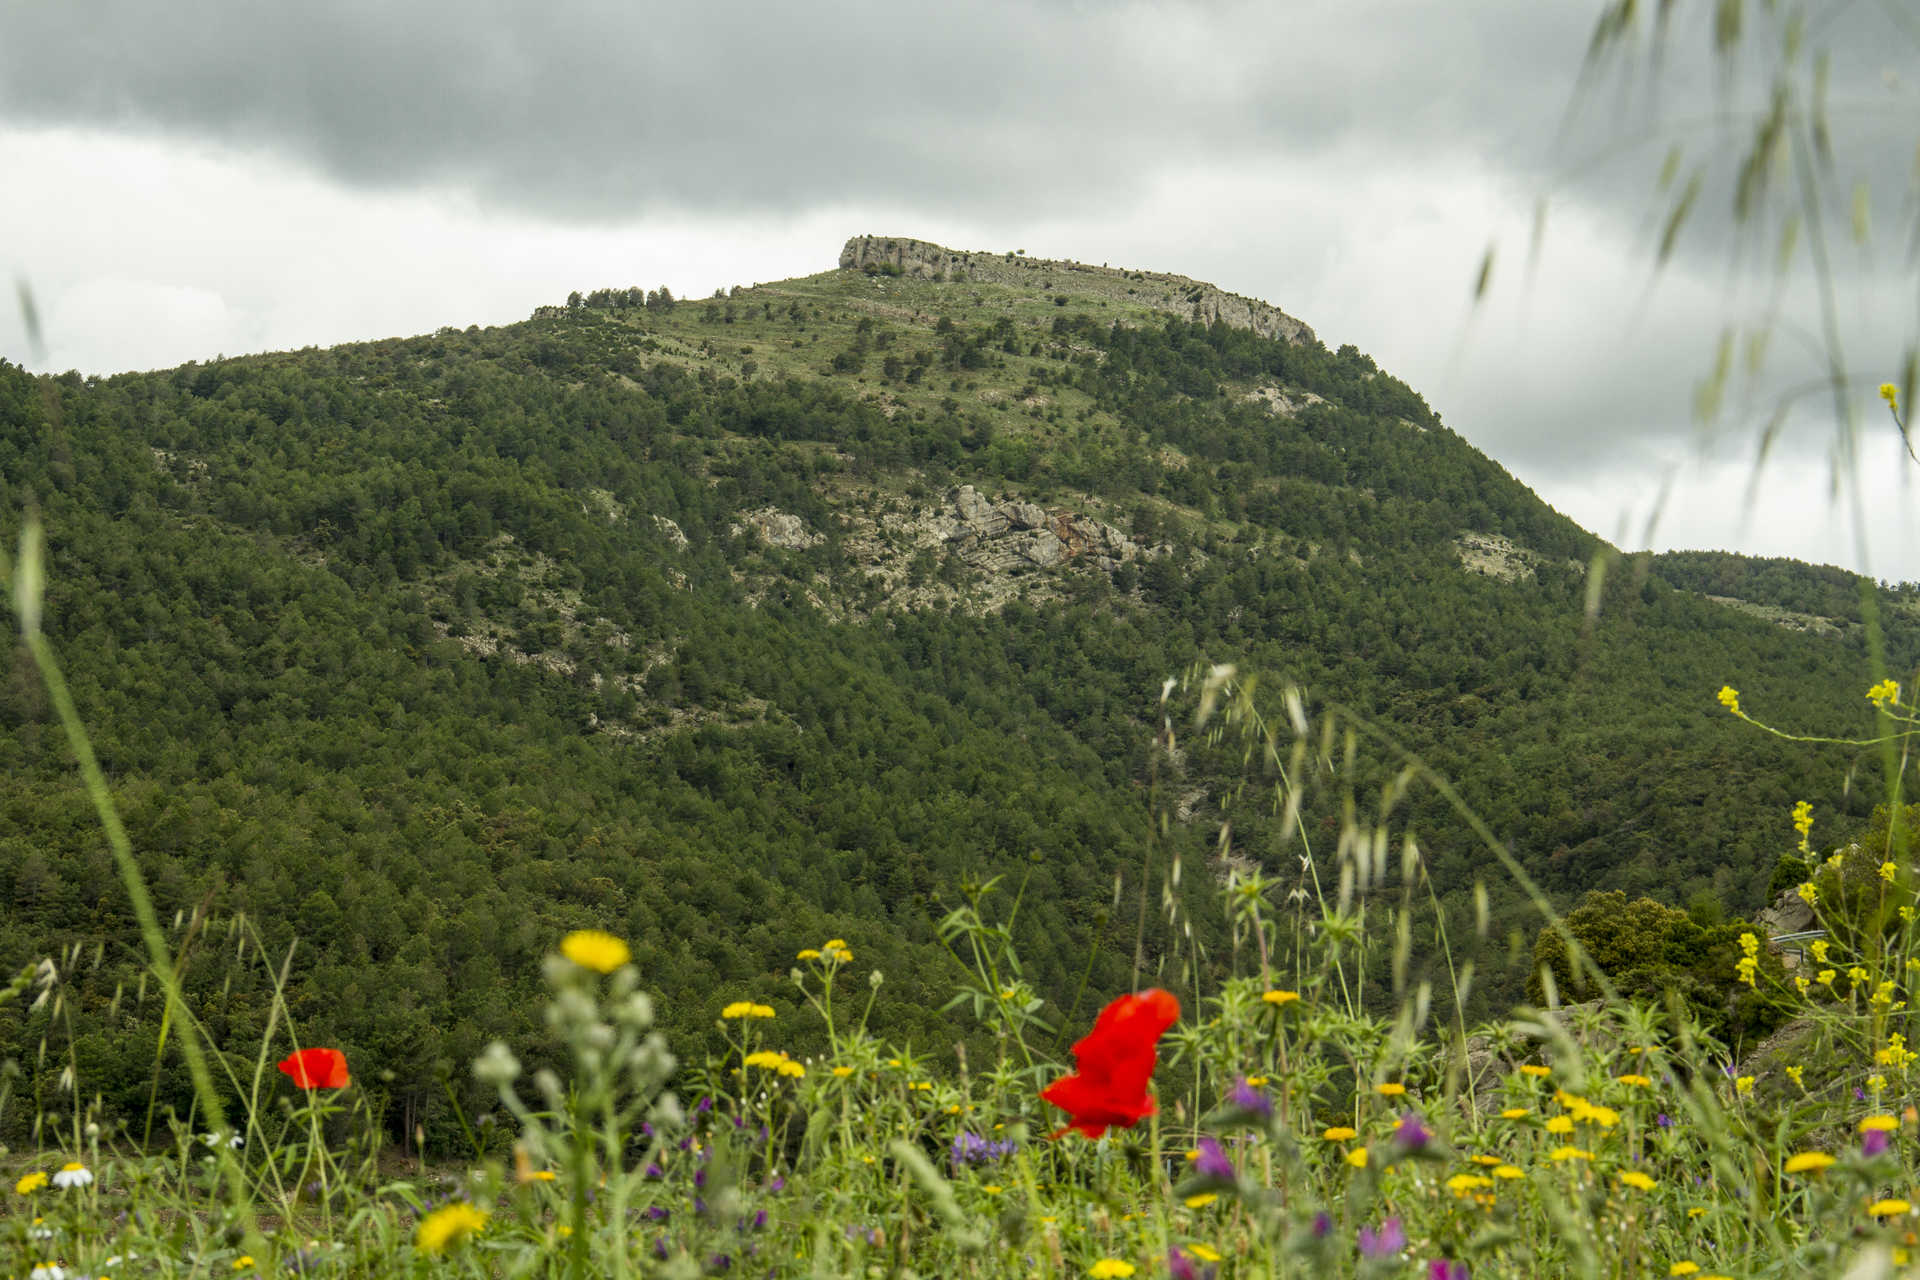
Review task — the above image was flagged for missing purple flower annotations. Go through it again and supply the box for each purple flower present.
[1194,1135,1237,1182]
[1168,1247,1219,1280]
[707,1253,732,1273]
[1856,1087,1868,1102]
[1313,1210,1334,1238]
[769,1175,786,1193]
[1393,1112,1431,1150]
[1655,1112,1674,1128]
[645,1162,664,1179]
[646,1206,670,1221]
[1358,1216,1407,1259]
[750,1209,768,1231]
[1228,1076,1273,1117]
[695,1096,714,1114]
[1864,1128,1892,1158]
[1428,1261,1469,1280]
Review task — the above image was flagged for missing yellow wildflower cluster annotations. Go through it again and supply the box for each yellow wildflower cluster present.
[1735,933,1759,988]
[1877,1033,1917,1071]
[1881,383,1901,412]
[797,938,854,963]
[1261,989,1301,1007]
[722,1001,776,1020]
[1882,862,1900,884]
[1717,685,1742,716]
[1869,678,1902,709]
[1792,800,1814,853]
[744,1049,806,1079]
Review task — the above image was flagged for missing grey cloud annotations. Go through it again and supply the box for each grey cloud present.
[0,0,1606,221]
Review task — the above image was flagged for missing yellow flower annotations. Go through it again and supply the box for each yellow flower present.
[1716,685,1741,715]
[1739,932,1759,957]
[1797,881,1819,905]
[982,1184,1003,1196]
[797,949,821,960]
[1616,1074,1653,1087]
[1183,1193,1218,1208]
[1818,969,1837,987]
[1687,1207,1707,1219]
[1246,1075,1269,1087]
[722,1001,775,1019]
[1519,1064,1552,1078]
[1860,1115,1901,1133]
[1870,1073,1889,1092]
[1492,1164,1524,1179]
[1850,966,1870,986]
[832,948,853,962]
[1375,1082,1406,1096]
[1671,1264,1701,1277]
[1262,990,1300,1006]
[560,930,630,974]
[1188,1245,1223,1262]
[1784,1152,1835,1174]
[824,938,846,950]
[743,1050,784,1069]
[1869,677,1901,708]
[1345,1146,1370,1168]
[1734,1076,1754,1095]
[1795,977,1810,997]
[1445,1173,1493,1194]
[1880,383,1901,411]
[416,1203,489,1253]
[232,1258,254,1271]
[1735,956,1758,988]
[1500,1108,1530,1119]
[1811,939,1830,965]
[1868,1198,1912,1217]
[1089,1261,1136,1279]
[15,1172,48,1195]
[1618,1171,1656,1191]
[529,1170,557,1182]
[1322,1126,1358,1141]
[1470,1154,1503,1166]
[1546,1116,1574,1135]
[1786,1065,1804,1087]
[777,1059,806,1079]
[1882,862,1900,884]
[1548,1147,1593,1161]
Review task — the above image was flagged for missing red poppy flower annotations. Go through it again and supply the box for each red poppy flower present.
[278,1047,350,1090]
[1040,988,1179,1139]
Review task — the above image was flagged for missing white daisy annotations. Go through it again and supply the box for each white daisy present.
[51,1161,94,1188]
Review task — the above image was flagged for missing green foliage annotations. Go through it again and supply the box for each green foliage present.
[1529,891,1792,1043]
[0,252,1905,1139]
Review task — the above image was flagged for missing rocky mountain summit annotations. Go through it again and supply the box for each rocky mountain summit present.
[839,235,1316,346]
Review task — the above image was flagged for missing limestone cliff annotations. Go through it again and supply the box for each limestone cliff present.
[839,235,1316,346]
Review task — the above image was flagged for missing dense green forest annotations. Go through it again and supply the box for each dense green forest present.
[0,253,1909,1142]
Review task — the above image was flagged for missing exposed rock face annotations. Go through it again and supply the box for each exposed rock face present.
[731,507,822,550]
[652,515,689,549]
[839,235,1316,346]
[943,485,1152,574]
[1755,886,1816,937]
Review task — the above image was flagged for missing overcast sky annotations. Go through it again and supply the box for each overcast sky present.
[2,1,1916,580]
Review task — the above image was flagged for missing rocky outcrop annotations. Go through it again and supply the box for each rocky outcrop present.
[1755,886,1816,937]
[839,236,1316,346]
[944,485,1157,574]
[731,508,821,550]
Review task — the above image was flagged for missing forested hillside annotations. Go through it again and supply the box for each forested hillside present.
[1,241,1909,1139]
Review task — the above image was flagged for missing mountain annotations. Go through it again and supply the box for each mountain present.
[0,236,1909,1135]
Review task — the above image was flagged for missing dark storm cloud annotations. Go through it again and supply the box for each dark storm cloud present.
[0,0,1604,220]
